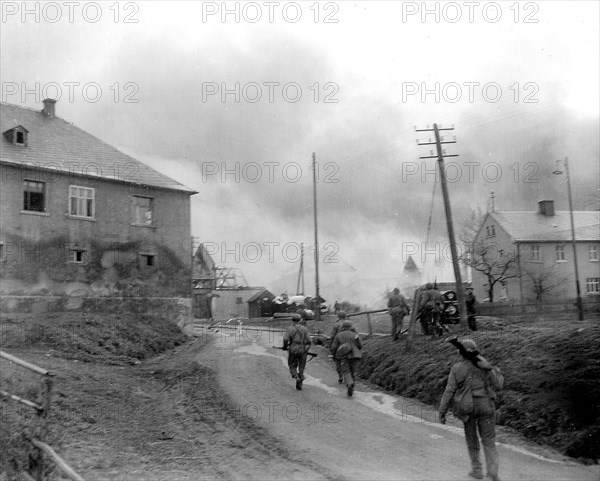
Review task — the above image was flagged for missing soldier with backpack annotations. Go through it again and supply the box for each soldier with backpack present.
[416,282,445,336]
[439,338,504,481]
[282,316,313,390]
[330,320,363,397]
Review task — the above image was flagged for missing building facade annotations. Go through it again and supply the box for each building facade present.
[471,201,600,303]
[0,100,196,296]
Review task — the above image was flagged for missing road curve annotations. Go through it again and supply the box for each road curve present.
[196,327,598,481]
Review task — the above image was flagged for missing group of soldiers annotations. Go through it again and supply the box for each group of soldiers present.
[388,283,478,338]
[278,289,502,480]
[281,309,362,396]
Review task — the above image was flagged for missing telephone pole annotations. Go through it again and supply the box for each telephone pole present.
[296,243,305,295]
[312,152,321,322]
[416,123,468,330]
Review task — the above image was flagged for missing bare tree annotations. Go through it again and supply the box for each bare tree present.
[459,207,486,246]
[461,242,520,303]
[524,264,569,303]
[459,208,520,303]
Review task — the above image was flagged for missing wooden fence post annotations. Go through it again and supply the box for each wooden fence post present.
[366,313,373,335]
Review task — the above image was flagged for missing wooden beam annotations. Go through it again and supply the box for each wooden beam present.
[30,439,85,481]
[0,390,42,411]
[0,351,53,377]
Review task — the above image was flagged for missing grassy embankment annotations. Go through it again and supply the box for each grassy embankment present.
[354,316,600,462]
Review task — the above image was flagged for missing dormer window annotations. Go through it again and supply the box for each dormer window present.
[3,125,28,147]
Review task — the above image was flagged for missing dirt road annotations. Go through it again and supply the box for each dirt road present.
[197,327,598,481]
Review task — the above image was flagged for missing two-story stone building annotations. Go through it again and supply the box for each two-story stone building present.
[0,99,197,296]
[471,200,599,303]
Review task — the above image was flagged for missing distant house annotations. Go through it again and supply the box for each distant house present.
[211,287,274,320]
[471,200,600,303]
[0,99,197,296]
[247,289,275,318]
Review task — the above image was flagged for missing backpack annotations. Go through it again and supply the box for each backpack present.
[452,365,474,421]
[336,342,353,358]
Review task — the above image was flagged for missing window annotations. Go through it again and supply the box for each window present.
[529,245,540,262]
[586,278,599,294]
[556,245,565,262]
[490,225,496,236]
[69,249,85,263]
[4,125,28,146]
[498,249,504,258]
[132,196,153,225]
[23,180,45,212]
[141,254,155,267]
[236,297,243,304]
[590,245,599,261]
[69,186,95,218]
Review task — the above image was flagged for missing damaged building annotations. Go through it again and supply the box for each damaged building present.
[0,99,197,297]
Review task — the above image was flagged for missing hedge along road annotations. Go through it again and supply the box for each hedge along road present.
[195,327,598,481]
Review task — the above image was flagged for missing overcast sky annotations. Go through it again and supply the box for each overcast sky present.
[2,1,599,302]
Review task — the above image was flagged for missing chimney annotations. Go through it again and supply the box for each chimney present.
[42,98,57,117]
[538,200,555,216]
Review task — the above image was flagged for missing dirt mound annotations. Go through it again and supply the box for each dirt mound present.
[1,311,187,364]
[357,318,600,462]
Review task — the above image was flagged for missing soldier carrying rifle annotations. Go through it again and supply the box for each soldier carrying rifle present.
[282,315,313,390]
[439,337,504,481]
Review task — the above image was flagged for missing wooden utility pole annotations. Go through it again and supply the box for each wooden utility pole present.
[555,157,584,320]
[296,242,305,295]
[415,124,468,331]
[312,153,321,322]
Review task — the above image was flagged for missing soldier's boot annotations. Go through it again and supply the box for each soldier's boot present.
[468,456,483,479]
[347,384,354,397]
[296,378,303,390]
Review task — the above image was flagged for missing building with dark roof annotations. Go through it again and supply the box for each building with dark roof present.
[471,200,599,303]
[0,99,197,296]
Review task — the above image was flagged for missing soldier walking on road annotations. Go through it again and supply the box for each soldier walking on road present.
[283,316,312,390]
[329,310,347,383]
[331,320,363,397]
[439,339,504,481]
[388,288,410,341]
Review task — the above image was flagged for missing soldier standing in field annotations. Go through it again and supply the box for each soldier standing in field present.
[282,315,312,390]
[466,287,478,331]
[387,288,410,341]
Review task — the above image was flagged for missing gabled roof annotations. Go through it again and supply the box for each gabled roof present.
[246,289,274,303]
[0,102,196,193]
[489,211,600,242]
[192,243,216,279]
[403,255,419,271]
[4,124,28,133]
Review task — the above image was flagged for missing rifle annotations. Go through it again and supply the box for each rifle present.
[272,346,318,360]
[447,336,480,367]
